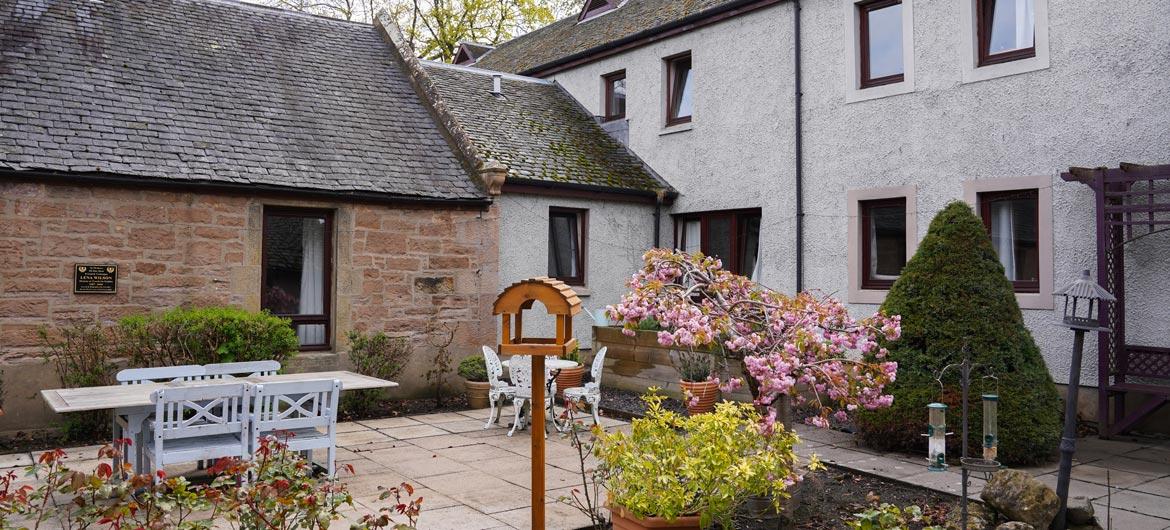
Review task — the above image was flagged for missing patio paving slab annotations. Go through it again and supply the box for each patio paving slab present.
[358,416,423,429]
[1097,507,1169,530]
[0,452,32,469]
[415,504,509,530]
[1132,476,1170,497]
[377,424,450,440]
[492,501,596,530]
[409,433,482,450]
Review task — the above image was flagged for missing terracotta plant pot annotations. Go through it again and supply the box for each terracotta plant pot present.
[464,380,491,409]
[610,505,701,530]
[679,380,720,415]
[554,364,585,399]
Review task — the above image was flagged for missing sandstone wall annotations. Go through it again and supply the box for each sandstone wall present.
[0,178,498,434]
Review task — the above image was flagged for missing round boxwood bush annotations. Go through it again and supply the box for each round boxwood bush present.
[854,201,1061,466]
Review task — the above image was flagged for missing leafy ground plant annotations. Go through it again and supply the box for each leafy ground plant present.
[37,322,116,441]
[343,330,413,417]
[845,502,944,530]
[0,437,423,530]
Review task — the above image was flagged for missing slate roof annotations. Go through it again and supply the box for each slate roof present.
[0,0,486,201]
[421,62,670,193]
[473,0,741,74]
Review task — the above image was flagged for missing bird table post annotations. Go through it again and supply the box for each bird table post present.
[491,277,583,530]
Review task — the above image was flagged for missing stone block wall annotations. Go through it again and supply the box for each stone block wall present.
[0,178,498,435]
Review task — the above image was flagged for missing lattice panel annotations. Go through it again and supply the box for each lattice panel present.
[1127,347,1170,379]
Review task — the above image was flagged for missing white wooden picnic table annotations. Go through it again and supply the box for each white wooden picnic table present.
[40,370,396,413]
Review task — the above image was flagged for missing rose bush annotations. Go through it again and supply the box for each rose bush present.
[607,249,901,429]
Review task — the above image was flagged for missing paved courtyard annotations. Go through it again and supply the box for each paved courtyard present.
[4,408,1168,529]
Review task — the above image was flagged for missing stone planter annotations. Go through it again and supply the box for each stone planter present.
[610,505,701,530]
[679,380,720,415]
[554,364,584,399]
[464,380,491,409]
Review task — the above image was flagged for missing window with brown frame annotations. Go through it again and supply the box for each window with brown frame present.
[603,70,626,122]
[860,198,907,289]
[858,0,905,88]
[979,189,1039,293]
[976,0,1036,66]
[549,208,587,285]
[665,53,693,126]
[674,209,761,277]
[262,207,333,350]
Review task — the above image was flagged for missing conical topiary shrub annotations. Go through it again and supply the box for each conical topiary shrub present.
[854,201,1061,466]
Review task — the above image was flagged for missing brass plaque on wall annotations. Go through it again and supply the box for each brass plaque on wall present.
[73,264,117,294]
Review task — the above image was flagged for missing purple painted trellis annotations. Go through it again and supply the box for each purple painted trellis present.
[1061,163,1170,438]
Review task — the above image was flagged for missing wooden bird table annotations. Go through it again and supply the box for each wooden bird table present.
[492,277,583,530]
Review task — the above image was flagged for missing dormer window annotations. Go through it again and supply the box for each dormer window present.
[579,0,619,22]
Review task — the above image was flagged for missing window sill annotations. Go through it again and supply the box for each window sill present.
[962,54,1049,84]
[1015,291,1053,310]
[845,78,915,104]
[659,122,693,136]
[567,286,591,297]
[847,288,891,305]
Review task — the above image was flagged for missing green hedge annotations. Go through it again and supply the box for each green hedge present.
[119,306,299,367]
[854,201,1061,466]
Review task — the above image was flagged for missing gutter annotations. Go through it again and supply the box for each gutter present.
[793,0,805,292]
[0,169,493,208]
[503,177,675,205]
[518,0,784,77]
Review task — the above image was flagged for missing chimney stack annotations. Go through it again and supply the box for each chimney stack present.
[491,74,503,96]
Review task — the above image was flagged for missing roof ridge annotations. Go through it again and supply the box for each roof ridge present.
[202,0,376,28]
[420,60,554,85]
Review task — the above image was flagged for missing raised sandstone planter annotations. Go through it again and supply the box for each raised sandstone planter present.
[592,326,752,403]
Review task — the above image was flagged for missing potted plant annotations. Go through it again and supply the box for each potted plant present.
[674,350,718,415]
[457,355,490,409]
[555,344,586,399]
[595,390,802,530]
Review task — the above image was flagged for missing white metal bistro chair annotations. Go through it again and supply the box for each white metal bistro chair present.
[248,378,341,477]
[143,382,250,484]
[562,347,607,426]
[203,360,281,379]
[113,365,207,476]
[506,355,556,437]
[481,346,517,429]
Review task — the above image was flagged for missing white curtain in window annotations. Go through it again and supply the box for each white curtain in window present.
[1015,0,1035,50]
[990,201,1017,280]
[298,218,325,344]
[683,220,701,253]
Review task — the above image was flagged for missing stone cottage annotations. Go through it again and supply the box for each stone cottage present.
[0,0,504,432]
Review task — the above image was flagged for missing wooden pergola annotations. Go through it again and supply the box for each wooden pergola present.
[491,277,581,530]
[1062,163,1170,437]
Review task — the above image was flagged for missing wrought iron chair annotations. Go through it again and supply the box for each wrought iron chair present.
[507,355,556,437]
[113,365,207,476]
[249,378,341,476]
[143,382,250,484]
[562,347,607,426]
[482,346,517,429]
[203,360,281,379]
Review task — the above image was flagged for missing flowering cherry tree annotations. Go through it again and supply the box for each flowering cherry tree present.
[607,249,901,431]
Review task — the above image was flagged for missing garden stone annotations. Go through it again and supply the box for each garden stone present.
[944,502,995,530]
[993,523,1034,530]
[980,469,1059,530]
[1066,495,1095,525]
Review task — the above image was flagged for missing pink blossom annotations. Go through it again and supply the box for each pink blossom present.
[607,249,902,431]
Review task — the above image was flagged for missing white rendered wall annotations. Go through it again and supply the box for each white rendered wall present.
[495,193,657,349]
[539,0,1170,387]
[546,3,799,293]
